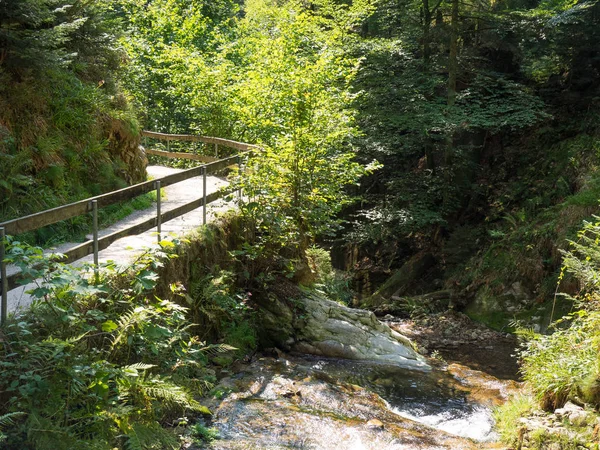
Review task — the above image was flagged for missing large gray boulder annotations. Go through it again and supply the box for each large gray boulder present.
[258,293,430,371]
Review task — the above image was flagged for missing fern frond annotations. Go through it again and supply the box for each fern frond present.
[197,379,215,396]
[139,379,210,414]
[112,307,152,350]
[65,331,91,344]
[0,412,25,429]
[199,343,237,355]
[123,363,156,371]
[126,422,178,450]
[124,425,143,450]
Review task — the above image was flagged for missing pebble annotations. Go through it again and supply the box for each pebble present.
[366,419,384,430]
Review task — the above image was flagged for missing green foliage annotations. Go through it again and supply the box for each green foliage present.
[0,412,25,444]
[187,268,257,356]
[456,75,550,134]
[306,246,354,304]
[495,392,599,449]
[231,1,376,255]
[121,0,376,258]
[518,311,600,410]
[496,215,600,445]
[494,393,537,445]
[190,421,220,444]
[561,217,600,299]
[0,0,143,230]
[118,0,240,133]
[0,239,219,449]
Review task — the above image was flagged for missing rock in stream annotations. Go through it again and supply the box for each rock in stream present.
[196,355,512,450]
[257,292,430,371]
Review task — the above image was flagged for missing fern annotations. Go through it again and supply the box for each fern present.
[0,412,26,428]
[0,411,25,442]
[123,363,157,371]
[198,343,237,356]
[26,413,78,450]
[111,307,153,350]
[138,378,210,413]
[125,422,178,450]
[125,425,143,450]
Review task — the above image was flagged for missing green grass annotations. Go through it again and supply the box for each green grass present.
[494,393,537,445]
[495,392,599,449]
[98,193,155,229]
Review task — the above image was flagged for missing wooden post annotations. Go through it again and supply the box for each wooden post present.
[92,200,99,283]
[156,180,162,242]
[0,227,7,326]
[202,166,207,225]
[237,155,242,201]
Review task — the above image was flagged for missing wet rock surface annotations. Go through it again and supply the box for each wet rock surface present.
[197,353,516,449]
[257,291,430,371]
[293,295,430,370]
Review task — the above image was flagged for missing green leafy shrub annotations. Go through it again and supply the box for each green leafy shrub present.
[518,311,600,410]
[190,422,220,444]
[0,239,224,449]
[187,269,257,357]
[497,217,600,445]
[0,0,144,241]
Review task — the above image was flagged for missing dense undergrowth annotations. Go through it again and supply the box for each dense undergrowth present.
[495,218,600,448]
[333,0,600,333]
[448,123,600,330]
[0,210,348,449]
[0,0,148,245]
[0,238,211,449]
[0,219,267,449]
[3,0,600,446]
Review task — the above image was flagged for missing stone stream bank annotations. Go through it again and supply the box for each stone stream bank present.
[186,296,520,449]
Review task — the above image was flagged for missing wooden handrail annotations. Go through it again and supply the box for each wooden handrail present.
[2,190,228,293]
[145,148,219,163]
[0,130,255,321]
[141,130,261,152]
[0,155,239,236]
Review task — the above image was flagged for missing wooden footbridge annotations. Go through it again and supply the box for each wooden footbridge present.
[0,131,260,325]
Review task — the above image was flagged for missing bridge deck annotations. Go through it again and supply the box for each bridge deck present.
[6,165,234,312]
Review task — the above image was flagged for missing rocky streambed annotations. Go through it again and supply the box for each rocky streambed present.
[191,309,521,449]
[386,311,520,380]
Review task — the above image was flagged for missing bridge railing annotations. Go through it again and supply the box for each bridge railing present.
[141,130,261,162]
[0,130,255,325]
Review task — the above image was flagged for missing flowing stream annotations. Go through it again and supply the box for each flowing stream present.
[306,358,498,442]
[200,353,518,449]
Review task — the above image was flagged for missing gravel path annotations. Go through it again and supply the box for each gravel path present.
[5,165,235,312]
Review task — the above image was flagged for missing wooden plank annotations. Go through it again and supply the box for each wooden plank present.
[146,148,218,163]
[141,130,261,152]
[3,188,231,293]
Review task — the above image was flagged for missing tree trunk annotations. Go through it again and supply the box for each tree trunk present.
[447,0,459,109]
[422,0,432,66]
[443,0,459,206]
